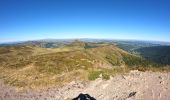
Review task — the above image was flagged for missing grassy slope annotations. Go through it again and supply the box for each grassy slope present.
[0,43,168,90]
[136,46,170,65]
[0,45,87,90]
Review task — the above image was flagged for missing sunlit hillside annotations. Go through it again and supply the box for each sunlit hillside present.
[1,40,164,90]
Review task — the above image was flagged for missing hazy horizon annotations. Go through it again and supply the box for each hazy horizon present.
[1,38,170,44]
[1,0,170,42]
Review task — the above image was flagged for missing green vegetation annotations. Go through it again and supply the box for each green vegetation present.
[0,40,170,90]
[88,70,102,80]
[88,67,128,80]
[116,41,159,53]
[136,46,170,65]
[105,54,122,66]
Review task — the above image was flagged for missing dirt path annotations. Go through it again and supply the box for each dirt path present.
[1,70,170,100]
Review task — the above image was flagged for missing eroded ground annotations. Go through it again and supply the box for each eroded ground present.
[0,70,170,100]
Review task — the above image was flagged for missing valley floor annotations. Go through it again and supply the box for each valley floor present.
[0,70,170,100]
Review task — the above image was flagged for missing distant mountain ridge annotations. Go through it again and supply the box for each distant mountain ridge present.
[1,39,170,47]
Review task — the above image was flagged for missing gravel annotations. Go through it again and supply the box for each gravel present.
[1,70,170,100]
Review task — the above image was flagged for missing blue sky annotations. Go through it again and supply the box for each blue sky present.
[0,0,170,42]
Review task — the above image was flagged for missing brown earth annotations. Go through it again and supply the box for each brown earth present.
[0,70,170,100]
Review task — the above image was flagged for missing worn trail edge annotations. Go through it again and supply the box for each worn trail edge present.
[0,70,170,100]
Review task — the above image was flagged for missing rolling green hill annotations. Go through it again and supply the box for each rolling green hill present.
[0,40,167,90]
[115,41,160,53]
[136,46,170,65]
